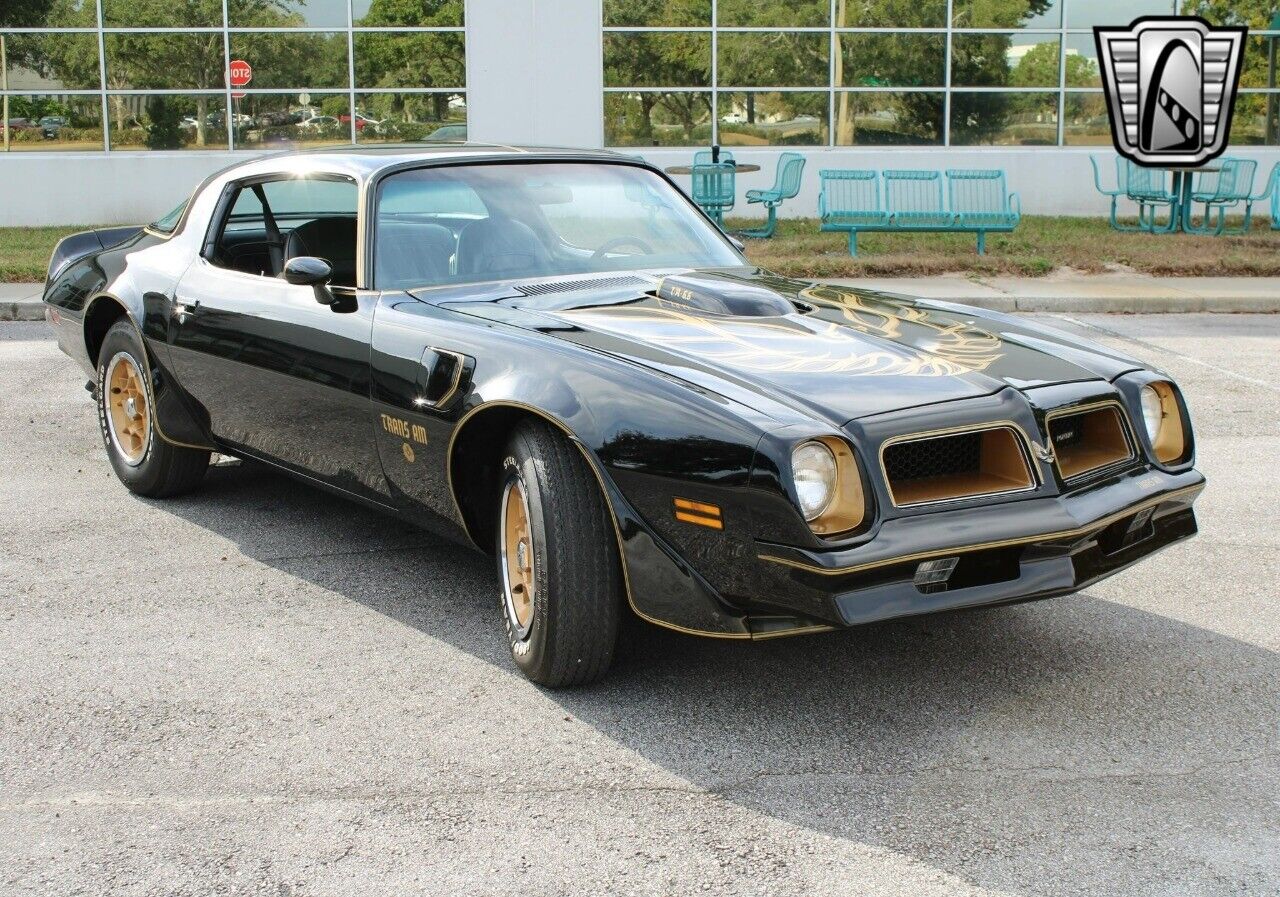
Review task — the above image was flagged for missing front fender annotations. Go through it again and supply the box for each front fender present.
[373,294,816,637]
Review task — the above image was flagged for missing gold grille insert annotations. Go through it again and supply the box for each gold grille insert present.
[1048,405,1133,480]
[882,426,1034,507]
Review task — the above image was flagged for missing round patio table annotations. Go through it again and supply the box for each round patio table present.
[664,163,761,175]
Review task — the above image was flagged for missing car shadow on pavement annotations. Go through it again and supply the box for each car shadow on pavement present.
[157,459,1279,896]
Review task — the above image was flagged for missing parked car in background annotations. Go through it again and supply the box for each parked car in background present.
[39,116,68,138]
[338,113,382,132]
[425,123,467,141]
[42,146,1205,687]
[254,111,299,128]
[4,117,38,131]
[298,115,338,130]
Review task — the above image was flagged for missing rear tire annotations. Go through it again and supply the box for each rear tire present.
[96,319,209,498]
[495,419,623,687]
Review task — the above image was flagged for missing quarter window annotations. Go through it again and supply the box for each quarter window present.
[211,177,358,285]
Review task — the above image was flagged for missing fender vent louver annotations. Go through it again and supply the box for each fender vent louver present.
[515,275,649,297]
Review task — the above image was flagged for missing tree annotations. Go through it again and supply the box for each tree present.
[1009,38,1096,89]
[0,0,53,27]
[355,0,465,123]
[603,4,714,143]
[20,0,303,145]
[144,95,186,149]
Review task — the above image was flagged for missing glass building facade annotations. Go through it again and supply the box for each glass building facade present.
[602,0,1280,148]
[1,0,466,152]
[3,0,1278,154]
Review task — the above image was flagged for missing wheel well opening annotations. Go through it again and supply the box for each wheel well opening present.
[450,406,545,554]
[84,298,129,368]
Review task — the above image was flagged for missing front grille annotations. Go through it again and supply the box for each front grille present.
[1048,405,1134,480]
[882,426,1034,507]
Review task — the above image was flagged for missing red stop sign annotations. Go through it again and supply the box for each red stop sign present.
[228,60,253,89]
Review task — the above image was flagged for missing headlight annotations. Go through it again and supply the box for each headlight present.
[1140,385,1163,442]
[791,437,867,536]
[792,441,837,521]
[1139,381,1187,464]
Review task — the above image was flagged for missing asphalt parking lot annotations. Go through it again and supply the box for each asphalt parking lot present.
[2,314,1277,897]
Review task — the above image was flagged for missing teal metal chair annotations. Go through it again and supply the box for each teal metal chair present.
[945,169,1021,254]
[1091,155,1175,233]
[1091,155,1132,231]
[818,169,886,255]
[1126,162,1178,233]
[738,152,806,238]
[1187,157,1256,235]
[690,162,735,226]
[1268,162,1280,230]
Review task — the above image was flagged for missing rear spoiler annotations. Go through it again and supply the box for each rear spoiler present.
[46,225,144,286]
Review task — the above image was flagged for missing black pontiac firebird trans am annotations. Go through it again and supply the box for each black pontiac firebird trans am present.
[43,145,1204,686]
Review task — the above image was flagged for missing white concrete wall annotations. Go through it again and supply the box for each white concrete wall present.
[0,151,256,227]
[5,146,1278,228]
[464,0,602,148]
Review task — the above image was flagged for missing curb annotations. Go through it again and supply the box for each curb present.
[2,298,47,322]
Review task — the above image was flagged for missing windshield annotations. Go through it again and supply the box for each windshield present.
[373,162,743,290]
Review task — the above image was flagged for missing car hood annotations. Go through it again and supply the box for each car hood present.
[443,270,1145,425]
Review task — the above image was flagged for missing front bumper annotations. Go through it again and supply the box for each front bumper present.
[748,465,1204,630]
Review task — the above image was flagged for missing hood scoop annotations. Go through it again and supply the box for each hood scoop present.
[653,272,795,318]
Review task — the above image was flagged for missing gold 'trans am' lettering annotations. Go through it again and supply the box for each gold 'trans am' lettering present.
[380,414,428,445]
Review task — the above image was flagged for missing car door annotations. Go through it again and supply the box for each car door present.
[167,174,393,504]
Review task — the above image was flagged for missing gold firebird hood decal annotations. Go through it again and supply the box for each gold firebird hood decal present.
[557,284,1004,378]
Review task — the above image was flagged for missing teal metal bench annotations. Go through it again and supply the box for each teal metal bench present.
[945,169,1021,254]
[738,151,806,239]
[818,169,1020,255]
[817,170,886,255]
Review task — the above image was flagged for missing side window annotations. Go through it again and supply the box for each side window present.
[375,175,489,290]
[212,176,359,286]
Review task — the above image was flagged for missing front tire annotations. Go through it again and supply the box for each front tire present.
[96,319,209,498]
[496,420,623,687]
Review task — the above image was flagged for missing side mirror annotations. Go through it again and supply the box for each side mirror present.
[282,256,332,287]
[727,235,746,253]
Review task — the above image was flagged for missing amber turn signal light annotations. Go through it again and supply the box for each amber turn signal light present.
[674,497,723,530]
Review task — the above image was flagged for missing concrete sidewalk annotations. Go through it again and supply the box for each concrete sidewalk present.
[4,274,1278,321]
[825,273,1280,313]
